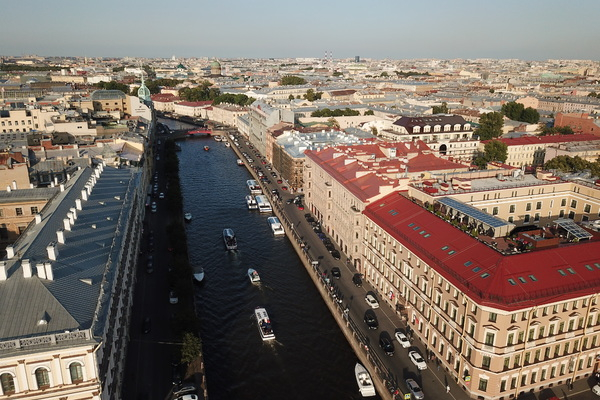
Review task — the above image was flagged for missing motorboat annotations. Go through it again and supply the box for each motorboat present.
[193,267,205,282]
[223,228,237,250]
[214,135,222,141]
[224,141,231,147]
[237,159,244,166]
[254,195,272,213]
[204,145,210,151]
[248,268,261,283]
[246,179,262,194]
[267,216,285,235]
[355,363,376,397]
[184,212,193,222]
[255,307,275,341]
[246,195,258,210]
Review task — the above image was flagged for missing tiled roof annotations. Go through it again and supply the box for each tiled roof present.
[365,192,600,311]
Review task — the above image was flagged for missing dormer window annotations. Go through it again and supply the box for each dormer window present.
[464,123,471,130]
[444,124,451,131]
[454,124,461,131]
[423,125,431,133]
[434,125,441,132]
[413,126,421,133]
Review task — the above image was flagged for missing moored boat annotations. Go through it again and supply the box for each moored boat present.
[355,363,376,397]
[246,179,262,194]
[193,267,205,282]
[225,142,231,147]
[204,145,210,151]
[223,228,237,250]
[184,212,193,222]
[267,216,284,235]
[237,159,244,166]
[248,268,260,283]
[255,307,275,341]
[246,195,258,210]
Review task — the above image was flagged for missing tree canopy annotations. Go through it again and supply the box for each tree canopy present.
[303,88,323,101]
[178,81,220,102]
[311,108,360,117]
[145,78,183,94]
[475,112,504,140]
[540,125,574,136]
[432,102,448,114]
[93,81,130,94]
[544,155,600,177]
[501,101,540,124]
[472,140,508,169]
[280,75,306,85]
[212,93,255,106]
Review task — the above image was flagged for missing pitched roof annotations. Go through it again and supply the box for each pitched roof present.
[482,133,600,146]
[365,192,600,311]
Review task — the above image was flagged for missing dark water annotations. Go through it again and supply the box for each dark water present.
[166,120,362,400]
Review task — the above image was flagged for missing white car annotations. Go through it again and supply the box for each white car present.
[593,384,600,396]
[408,351,427,370]
[159,192,165,199]
[405,379,424,400]
[365,294,379,309]
[169,290,178,304]
[175,395,198,400]
[395,331,410,348]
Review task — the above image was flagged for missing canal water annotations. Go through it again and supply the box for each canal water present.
[163,119,366,400]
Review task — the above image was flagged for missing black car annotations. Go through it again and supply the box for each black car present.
[379,334,395,356]
[325,242,335,252]
[364,310,378,329]
[352,273,363,287]
[331,267,341,279]
[171,362,182,385]
[313,224,322,233]
[331,250,341,260]
[142,317,151,334]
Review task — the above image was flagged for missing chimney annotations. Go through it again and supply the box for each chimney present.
[6,186,11,192]
[81,189,88,201]
[0,261,7,281]
[11,180,17,190]
[6,246,14,259]
[57,229,65,244]
[63,218,71,231]
[60,184,65,192]
[36,263,47,279]
[22,259,32,278]
[75,198,82,210]
[70,207,77,220]
[45,263,54,281]
[35,214,42,224]
[67,211,75,226]
[46,241,58,260]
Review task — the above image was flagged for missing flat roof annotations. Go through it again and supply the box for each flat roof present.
[437,197,509,229]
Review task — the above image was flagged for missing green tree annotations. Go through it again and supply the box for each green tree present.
[540,125,574,136]
[93,81,130,94]
[178,81,220,102]
[332,71,343,77]
[180,332,201,364]
[364,110,374,116]
[328,118,340,129]
[370,126,378,136]
[432,102,448,114]
[521,107,540,124]
[288,94,294,101]
[280,75,306,85]
[380,72,389,77]
[304,88,322,101]
[483,140,508,163]
[544,155,600,177]
[475,112,504,140]
[501,102,525,120]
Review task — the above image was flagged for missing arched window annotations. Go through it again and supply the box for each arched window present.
[454,124,461,131]
[444,124,451,132]
[69,362,84,383]
[0,373,15,394]
[434,125,441,132]
[464,123,471,130]
[423,125,431,133]
[34,368,50,389]
[413,126,420,133]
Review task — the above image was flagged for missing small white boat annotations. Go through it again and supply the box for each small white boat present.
[246,179,262,194]
[184,212,193,222]
[255,307,275,341]
[246,195,258,210]
[193,267,205,282]
[214,135,222,141]
[225,142,231,147]
[355,363,376,397]
[237,159,244,166]
[248,268,261,283]
[223,228,237,250]
[267,216,285,235]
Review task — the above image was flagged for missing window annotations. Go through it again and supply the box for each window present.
[489,312,497,323]
[478,378,488,392]
[524,214,530,223]
[0,373,15,394]
[570,200,577,208]
[536,201,542,210]
[482,356,491,369]
[584,204,591,213]
[509,205,515,213]
[31,206,39,214]
[15,207,23,216]
[507,333,514,346]
[35,367,50,389]
[561,199,567,207]
[492,207,498,216]
[526,203,532,211]
[485,332,495,346]
[69,362,84,383]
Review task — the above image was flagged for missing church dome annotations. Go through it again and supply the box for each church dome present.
[210,60,221,69]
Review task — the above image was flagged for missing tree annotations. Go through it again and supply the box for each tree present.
[544,155,600,177]
[180,332,201,364]
[328,118,340,129]
[332,71,343,77]
[93,81,130,94]
[540,125,574,136]
[432,102,448,114]
[280,75,306,85]
[475,112,504,140]
[288,94,294,101]
[501,102,525,120]
[380,72,389,77]
[483,140,508,163]
[178,81,220,102]
[303,88,322,101]
[370,126,378,136]
[364,110,374,116]
[521,107,540,124]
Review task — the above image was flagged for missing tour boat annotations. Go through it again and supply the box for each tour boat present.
[255,195,272,213]
[355,363,376,397]
[246,195,258,210]
[255,307,275,341]
[223,228,237,250]
[267,216,285,235]
[193,267,205,282]
[248,268,261,283]
[246,179,262,194]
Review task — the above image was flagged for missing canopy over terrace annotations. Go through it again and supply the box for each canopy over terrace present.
[436,196,515,238]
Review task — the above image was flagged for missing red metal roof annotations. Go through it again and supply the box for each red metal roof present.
[364,192,600,311]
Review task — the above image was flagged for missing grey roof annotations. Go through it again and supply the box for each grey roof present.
[437,197,509,229]
[0,187,59,203]
[0,165,137,341]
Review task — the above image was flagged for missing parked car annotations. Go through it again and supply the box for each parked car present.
[331,250,341,260]
[365,294,379,308]
[169,290,179,304]
[394,331,411,348]
[142,317,151,334]
[405,378,425,400]
[352,273,363,287]
[364,310,379,329]
[173,384,196,397]
[331,267,341,279]
[408,351,427,370]
[325,242,335,252]
[379,334,395,356]
[175,395,198,400]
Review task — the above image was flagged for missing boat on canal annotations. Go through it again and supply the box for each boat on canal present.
[204,145,210,151]
[267,216,284,235]
[255,307,275,341]
[248,268,261,283]
[193,267,205,282]
[237,159,244,166]
[223,228,237,250]
[355,363,376,397]
[246,195,258,210]
[246,179,262,194]
[184,212,193,222]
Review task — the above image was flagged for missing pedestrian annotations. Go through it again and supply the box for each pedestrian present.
[437,363,440,371]
[446,385,450,393]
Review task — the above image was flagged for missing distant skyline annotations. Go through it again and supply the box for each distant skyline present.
[2,0,599,61]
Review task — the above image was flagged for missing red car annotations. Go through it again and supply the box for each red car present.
[277,179,283,184]
[281,186,288,190]
[297,204,304,210]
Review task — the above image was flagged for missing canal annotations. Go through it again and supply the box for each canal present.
[163,119,367,400]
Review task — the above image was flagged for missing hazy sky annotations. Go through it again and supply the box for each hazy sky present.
[2,0,598,60]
